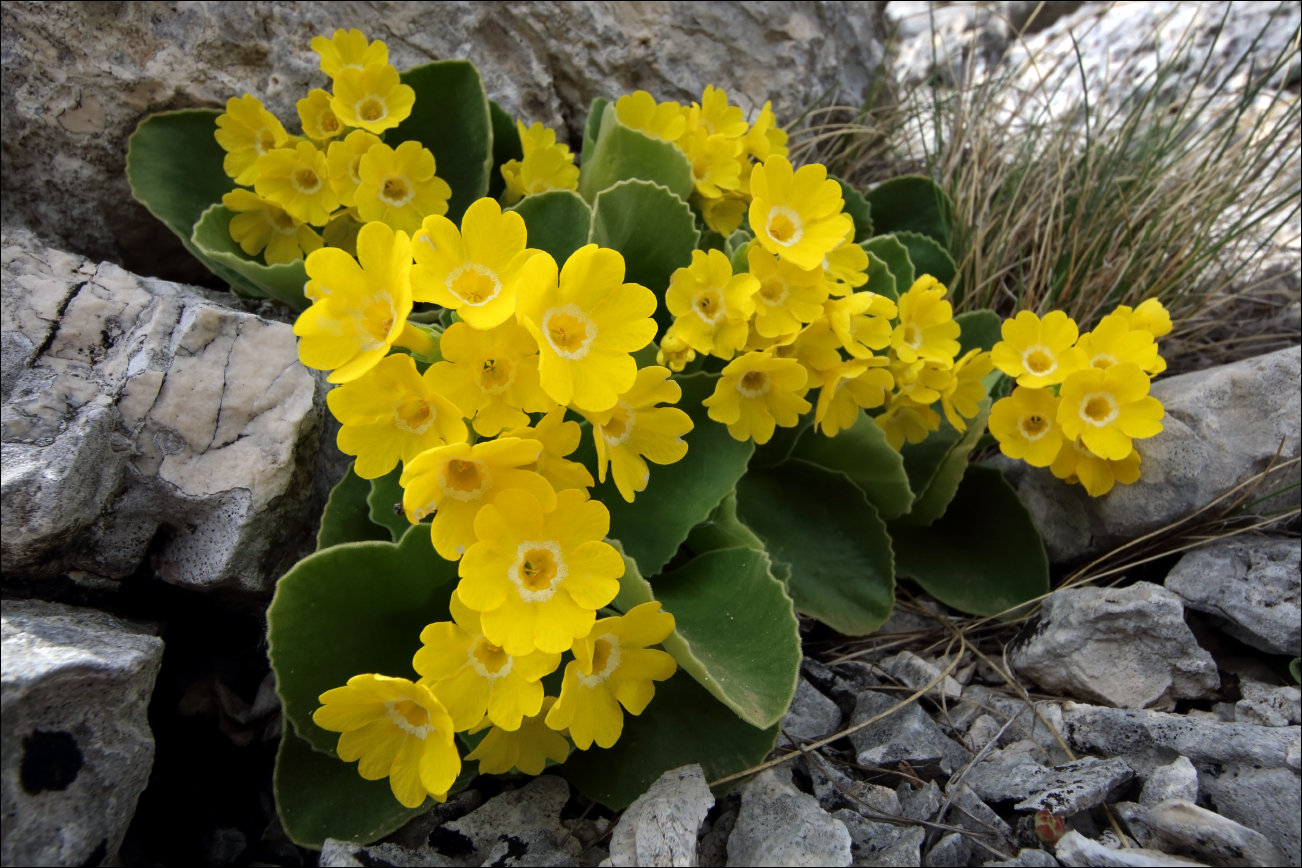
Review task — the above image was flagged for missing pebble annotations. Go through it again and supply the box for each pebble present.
[1146,799,1282,867]
[607,764,713,868]
[1139,757,1199,808]
[925,832,972,868]
[727,768,851,867]
[982,849,1061,867]
[782,677,843,744]
[833,808,925,867]
[850,691,974,776]
[1053,830,1208,867]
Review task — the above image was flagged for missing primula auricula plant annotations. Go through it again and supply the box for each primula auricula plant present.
[125,27,1172,848]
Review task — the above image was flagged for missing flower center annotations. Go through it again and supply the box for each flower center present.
[470,639,512,679]
[509,540,568,602]
[385,698,431,740]
[758,279,789,306]
[579,635,622,687]
[766,208,803,246]
[380,175,414,207]
[1023,346,1056,376]
[321,113,340,134]
[352,296,397,350]
[393,394,433,434]
[693,289,726,324]
[1019,413,1050,441]
[1081,393,1119,426]
[542,305,596,361]
[292,167,322,194]
[1091,353,1118,369]
[257,129,278,154]
[601,402,636,447]
[447,264,503,306]
[357,97,387,124]
[738,370,771,398]
[478,356,515,394]
[440,457,489,502]
[348,156,364,185]
[903,323,923,349]
[270,209,297,234]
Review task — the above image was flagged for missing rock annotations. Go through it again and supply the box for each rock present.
[965,746,1133,817]
[1015,348,1301,564]
[782,676,843,744]
[1198,765,1301,868]
[982,849,1061,867]
[925,833,971,868]
[440,775,572,865]
[608,764,713,868]
[898,780,943,823]
[1010,583,1220,709]
[696,794,737,868]
[804,756,903,818]
[480,826,579,867]
[833,808,925,867]
[1,598,164,867]
[1,228,337,594]
[1235,680,1302,728]
[1145,800,1281,868]
[969,715,1006,752]
[319,838,454,867]
[201,827,248,866]
[727,768,852,867]
[1140,758,1199,808]
[0,3,887,281]
[1055,830,1208,867]
[881,651,964,701]
[963,742,1050,804]
[850,691,974,776]
[1165,539,1301,657]
[953,686,1072,765]
[947,784,1018,858]
[1113,802,1156,848]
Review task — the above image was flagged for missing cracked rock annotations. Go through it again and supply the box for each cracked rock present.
[440,775,572,865]
[1054,830,1206,867]
[782,676,843,744]
[608,764,713,867]
[1235,679,1301,727]
[946,784,1018,858]
[1147,799,1281,868]
[833,808,924,867]
[982,849,1060,867]
[965,745,1133,817]
[728,768,852,867]
[1,598,164,867]
[850,691,974,776]
[1140,757,1199,808]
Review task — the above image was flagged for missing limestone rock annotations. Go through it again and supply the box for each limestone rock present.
[782,676,843,744]
[1139,757,1199,809]
[1198,765,1301,868]
[1165,538,1301,657]
[1015,348,1301,564]
[946,784,1018,857]
[0,2,887,281]
[1054,831,1207,867]
[319,838,454,867]
[880,651,963,701]
[924,832,970,868]
[1,228,338,594]
[1146,799,1281,868]
[833,808,924,867]
[898,780,943,824]
[1,599,164,867]
[727,768,852,867]
[608,764,713,868]
[441,775,571,866]
[850,691,974,776]
[1009,583,1219,709]
[982,850,1061,867]
[1234,680,1301,728]
[964,746,1133,817]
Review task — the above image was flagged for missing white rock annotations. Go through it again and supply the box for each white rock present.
[982,849,1061,867]
[850,691,974,776]
[318,838,455,867]
[1054,830,1207,867]
[832,807,924,867]
[1197,765,1301,868]
[924,832,971,868]
[442,775,571,866]
[1140,757,1199,808]
[608,764,713,868]
[1165,538,1301,657]
[881,651,964,701]
[1,228,338,594]
[1146,799,1281,868]
[964,750,1133,816]
[1,599,164,867]
[953,686,1072,765]
[898,780,943,824]
[782,676,842,744]
[1235,679,1302,728]
[946,784,1018,858]
[727,769,852,867]
[1010,583,1219,709]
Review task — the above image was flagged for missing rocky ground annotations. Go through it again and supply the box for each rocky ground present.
[2,2,1300,867]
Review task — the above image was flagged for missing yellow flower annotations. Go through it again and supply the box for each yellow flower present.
[410,199,535,330]
[890,276,961,366]
[516,245,658,413]
[703,351,811,445]
[503,406,595,493]
[814,358,894,436]
[614,91,687,142]
[253,141,339,226]
[322,209,364,257]
[1077,314,1165,375]
[749,155,853,271]
[889,356,953,405]
[788,318,844,375]
[1113,298,1172,338]
[699,193,749,236]
[313,674,459,809]
[214,94,289,185]
[501,122,579,203]
[585,366,693,503]
[665,249,759,359]
[297,88,346,141]
[687,85,749,138]
[519,120,573,159]
[296,222,423,383]
[356,141,451,235]
[682,129,743,199]
[655,325,698,373]
[747,246,828,338]
[545,602,678,750]
[744,101,789,161]
[874,394,940,451]
[401,437,557,561]
[822,231,870,297]
[330,63,415,134]
[989,387,1064,467]
[1058,363,1164,460]
[222,189,322,265]
[1051,438,1143,497]
[991,310,1086,387]
[941,349,993,432]
[458,489,625,655]
[311,28,389,78]
[327,353,468,479]
[465,697,570,775]
[326,129,382,207]
[825,290,897,358]
[414,591,561,732]
[429,321,553,437]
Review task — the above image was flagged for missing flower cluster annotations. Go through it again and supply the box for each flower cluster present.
[214,29,450,264]
[989,299,1170,496]
[500,121,580,203]
[299,196,686,807]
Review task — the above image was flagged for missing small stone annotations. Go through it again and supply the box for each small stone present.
[1165,538,1300,657]
[1013,758,1135,816]
[1234,679,1301,727]
[782,677,843,743]
[982,848,1061,867]
[608,764,713,867]
[441,775,570,864]
[318,838,453,867]
[1112,802,1155,847]
[1053,830,1207,867]
[480,826,579,867]
[969,715,1006,752]
[696,796,736,868]
[1196,765,1300,867]
[833,808,925,867]
[1147,799,1281,867]
[850,691,974,776]
[953,687,1072,765]
[1010,583,1219,709]
[925,832,971,867]
[1140,758,1199,808]
[881,651,964,701]
[964,743,1050,804]
[948,784,1018,857]
[727,769,852,867]
[898,781,943,823]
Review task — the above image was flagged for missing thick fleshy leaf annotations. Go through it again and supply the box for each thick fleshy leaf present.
[367,465,413,542]
[267,529,458,754]
[864,250,898,301]
[392,60,493,225]
[895,230,956,286]
[729,238,755,276]
[511,189,592,264]
[861,235,914,292]
[736,460,895,635]
[685,491,763,554]
[956,309,1001,356]
[891,465,1048,616]
[835,178,874,242]
[581,97,609,166]
[864,175,953,244]
[724,228,754,259]
[749,413,814,469]
[561,670,778,809]
[578,103,694,203]
[790,412,913,518]
[318,463,391,549]
[191,204,310,309]
[487,99,523,201]
[571,374,753,576]
[898,399,992,526]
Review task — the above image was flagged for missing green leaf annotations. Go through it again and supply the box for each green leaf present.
[890,465,1048,616]
[191,204,310,309]
[956,309,1002,356]
[571,373,753,576]
[724,228,754,258]
[790,412,913,519]
[895,230,956,286]
[392,60,493,225]
[749,413,814,469]
[1290,658,1300,685]
[581,97,609,166]
[578,103,694,203]
[487,99,523,201]
[864,175,953,244]
[861,235,915,292]
[864,251,898,301]
[736,460,895,635]
[685,491,764,554]
[730,238,755,276]
[267,528,457,754]
[367,465,414,542]
[589,179,700,337]
[898,399,991,526]
[835,178,874,242]
[511,189,592,264]
[318,464,391,550]
[561,670,778,809]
